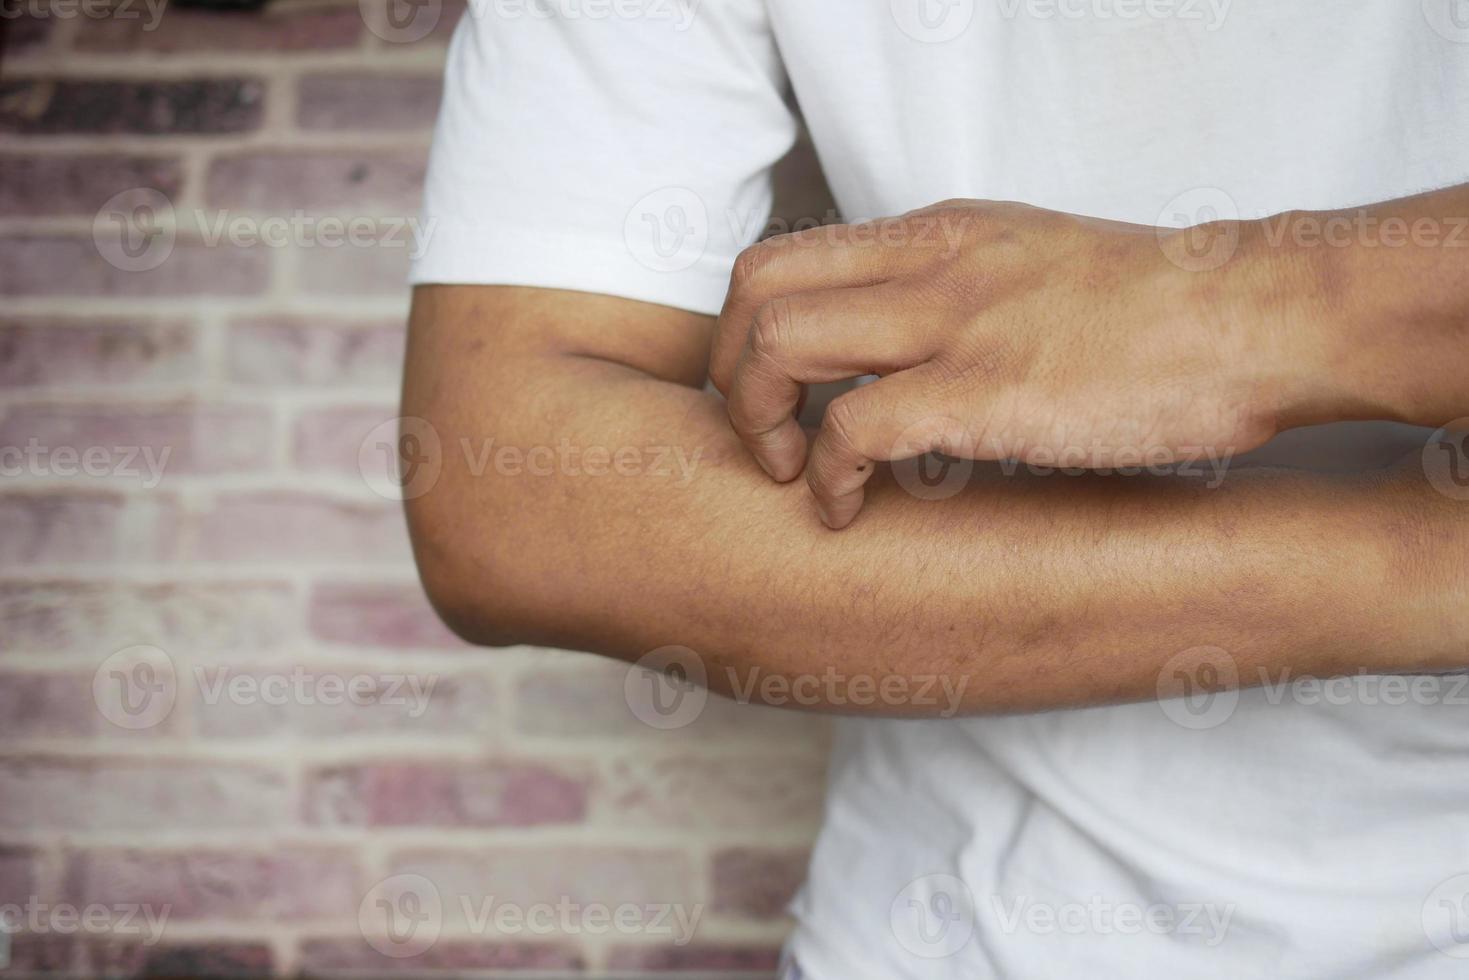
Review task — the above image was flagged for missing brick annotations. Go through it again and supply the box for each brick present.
[0,672,103,738]
[388,846,697,926]
[187,490,412,564]
[5,933,76,975]
[206,149,427,212]
[515,660,834,744]
[0,491,125,565]
[65,848,359,921]
[711,848,807,920]
[308,581,464,649]
[78,941,274,979]
[0,78,264,135]
[75,5,363,52]
[0,319,197,387]
[0,580,296,654]
[0,155,184,217]
[293,235,414,296]
[299,937,581,975]
[303,761,587,828]
[0,759,291,831]
[1,10,53,53]
[195,666,494,739]
[297,73,442,131]
[608,943,781,973]
[0,235,270,298]
[0,402,272,477]
[293,404,401,475]
[226,317,404,387]
[602,756,826,830]
[0,846,41,903]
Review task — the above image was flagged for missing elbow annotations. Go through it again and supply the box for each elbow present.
[404,489,532,650]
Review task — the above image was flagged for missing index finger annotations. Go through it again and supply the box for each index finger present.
[710,222,922,395]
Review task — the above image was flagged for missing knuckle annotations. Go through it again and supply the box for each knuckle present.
[730,241,780,294]
[749,297,795,359]
[822,393,864,453]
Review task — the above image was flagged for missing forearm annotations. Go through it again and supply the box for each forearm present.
[406,341,1468,715]
[1254,183,1469,430]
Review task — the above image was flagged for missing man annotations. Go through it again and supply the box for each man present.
[402,1,1469,976]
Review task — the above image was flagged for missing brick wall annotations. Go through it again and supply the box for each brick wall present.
[0,2,830,975]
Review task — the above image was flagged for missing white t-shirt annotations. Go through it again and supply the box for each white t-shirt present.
[413,3,1469,977]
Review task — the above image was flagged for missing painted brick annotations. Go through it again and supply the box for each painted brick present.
[2,11,53,52]
[0,491,125,565]
[205,149,427,212]
[75,5,363,52]
[0,402,272,477]
[0,672,103,738]
[308,581,464,649]
[387,846,697,927]
[0,846,41,903]
[0,78,264,135]
[711,847,808,920]
[0,235,270,297]
[602,756,826,831]
[608,943,782,973]
[186,490,412,564]
[65,848,359,921]
[292,235,414,296]
[77,941,275,979]
[0,319,197,387]
[194,666,494,739]
[0,155,184,217]
[0,759,291,831]
[296,73,442,131]
[303,761,587,828]
[298,937,582,975]
[292,404,400,475]
[0,580,296,654]
[226,317,404,387]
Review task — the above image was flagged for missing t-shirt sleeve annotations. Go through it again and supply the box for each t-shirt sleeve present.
[410,1,799,315]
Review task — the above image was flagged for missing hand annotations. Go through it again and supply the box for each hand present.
[709,199,1301,528]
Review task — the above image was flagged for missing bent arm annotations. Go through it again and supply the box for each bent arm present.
[403,285,1467,716]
